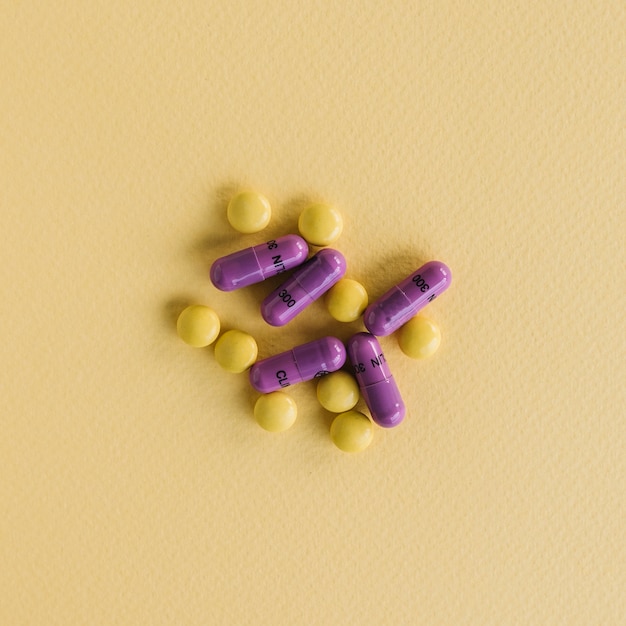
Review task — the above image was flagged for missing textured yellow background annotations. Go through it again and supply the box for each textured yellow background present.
[1,2,624,624]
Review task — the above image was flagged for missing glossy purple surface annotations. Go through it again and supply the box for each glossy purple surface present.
[210,234,308,291]
[261,248,346,326]
[364,260,451,336]
[347,332,405,428]
[249,336,346,393]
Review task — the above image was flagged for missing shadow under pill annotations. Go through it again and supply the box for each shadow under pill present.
[274,194,312,230]
[213,181,240,217]
[163,296,193,330]
[363,250,428,297]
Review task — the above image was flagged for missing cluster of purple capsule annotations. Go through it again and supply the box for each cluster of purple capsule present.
[206,195,452,434]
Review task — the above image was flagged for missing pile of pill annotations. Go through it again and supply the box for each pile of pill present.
[176,190,451,452]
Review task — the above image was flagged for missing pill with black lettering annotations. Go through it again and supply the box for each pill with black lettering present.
[364,261,451,336]
[347,332,405,428]
[249,336,346,393]
[261,249,346,326]
[210,235,308,291]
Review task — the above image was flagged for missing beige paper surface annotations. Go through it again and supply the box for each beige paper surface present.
[1,2,624,624]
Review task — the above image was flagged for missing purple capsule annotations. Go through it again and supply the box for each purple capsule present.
[347,333,405,428]
[261,248,346,326]
[249,336,346,393]
[210,235,308,292]
[364,260,451,336]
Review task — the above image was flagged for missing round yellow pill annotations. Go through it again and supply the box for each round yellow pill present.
[325,278,369,322]
[397,316,442,359]
[214,329,258,373]
[316,371,360,413]
[227,191,272,233]
[298,203,343,246]
[176,305,220,347]
[254,392,298,432]
[330,411,374,453]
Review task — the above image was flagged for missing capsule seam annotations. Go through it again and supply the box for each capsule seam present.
[250,245,263,278]
[289,350,306,382]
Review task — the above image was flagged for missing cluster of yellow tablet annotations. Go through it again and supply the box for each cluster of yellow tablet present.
[176,190,442,452]
[317,372,373,452]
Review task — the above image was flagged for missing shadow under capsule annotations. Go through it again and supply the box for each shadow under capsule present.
[361,250,430,297]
